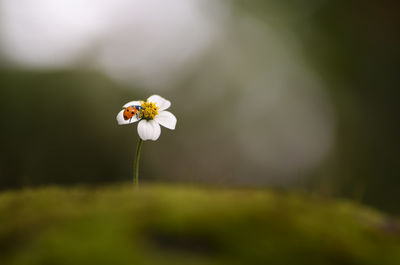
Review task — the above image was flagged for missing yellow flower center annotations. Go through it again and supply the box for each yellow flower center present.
[139,101,159,120]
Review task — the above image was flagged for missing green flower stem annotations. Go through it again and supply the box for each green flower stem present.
[134,138,143,187]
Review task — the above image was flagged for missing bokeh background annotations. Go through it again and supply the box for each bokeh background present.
[0,0,399,212]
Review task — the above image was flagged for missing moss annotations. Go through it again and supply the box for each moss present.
[0,185,399,265]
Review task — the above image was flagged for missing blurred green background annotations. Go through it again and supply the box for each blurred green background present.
[0,0,399,213]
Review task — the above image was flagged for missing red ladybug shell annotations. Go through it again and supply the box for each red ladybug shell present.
[123,106,138,120]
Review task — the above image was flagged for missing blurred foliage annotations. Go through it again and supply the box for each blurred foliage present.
[0,70,142,188]
[233,0,400,212]
[301,0,400,212]
[1,185,400,265]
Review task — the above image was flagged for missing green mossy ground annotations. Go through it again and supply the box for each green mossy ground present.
[0,185,399,265]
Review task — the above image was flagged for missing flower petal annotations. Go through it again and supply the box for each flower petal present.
[137,119,161,141]
[123,101,142,108]
[147,95,171,111]
[154,111,177,130]
[116,109,139,125]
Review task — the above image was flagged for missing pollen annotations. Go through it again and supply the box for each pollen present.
[139,101,159,120]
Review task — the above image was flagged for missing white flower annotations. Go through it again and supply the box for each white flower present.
[116,95,177,141]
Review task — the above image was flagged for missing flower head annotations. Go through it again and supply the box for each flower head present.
[117,95,177,141]
[139,101,159,120]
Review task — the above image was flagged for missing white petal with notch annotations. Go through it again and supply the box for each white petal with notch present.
[147,95,171,111]
[137,119,161,141]
[154,111,177,130]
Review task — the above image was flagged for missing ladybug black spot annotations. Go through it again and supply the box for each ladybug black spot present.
[124,115,128,120]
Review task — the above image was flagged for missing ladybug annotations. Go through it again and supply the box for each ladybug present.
[123,105,143,121]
